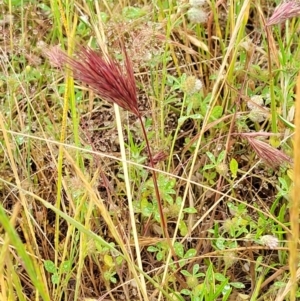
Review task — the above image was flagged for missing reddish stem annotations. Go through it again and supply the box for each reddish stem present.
[137,115,180,268]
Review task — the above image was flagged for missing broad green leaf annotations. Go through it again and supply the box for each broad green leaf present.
[215,237,225,250]
[217,150,226,163]
[230,282,245,288]
[192,264,200,275]
[230,158,238,178]
[116,256,123,265]
[104,254,114,268]
[210,105,223,120]
[179,220,188,236]
[181,270,192,277]
[61,260,71,272]
[44,260,56,273]
[104,271,111,281]
[183,207,197,214]
[178,114,202,125]
[157,251,164,261]
[274,281,286,288]
[206,151,216,164]
[180,289,192,295]
[100,12,108,23]
[184,248,197,259]
[174,242,184,258]
[141,198,152,217]
[51,273,59,284]
[215,273,226,282]
[147,246,158,252]
[202,164,216,171]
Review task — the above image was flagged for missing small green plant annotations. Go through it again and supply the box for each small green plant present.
[181,263,205,289]
[147,241,169,262]
[147,241,196,268]
[137,174,196,235]
[166,73,204,124]
[211,201,281,252]
[102,255,120,284]
[275,171,292,202]
[174,243,197,268]
[223,202,256,238]
[202,150,226,184]
[203,150,226,172]
[95,241,124,284]
[180,263,244,301]
[44,260,72,285]
[138,174,176,222]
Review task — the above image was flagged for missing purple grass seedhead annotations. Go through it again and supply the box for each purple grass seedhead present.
[51,46,140,116]
[44,45,65,68]
[267,0,300,26]
[240,133,291,168]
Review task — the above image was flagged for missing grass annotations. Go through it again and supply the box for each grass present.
[0,0,299,300]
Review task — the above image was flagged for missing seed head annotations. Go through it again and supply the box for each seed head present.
[248,109,269,123]
[240,133,291,168]
[216,162,228,176]
[187,7,208,24]
[49,46,140,116]
[181,75,203,94]
[44,45,65,68]
[267,1,300,26]
[247,95,269,123]
[186,275,199,288]
[223,251,237,268]
[259,235,279,249]
[247,95,264,110]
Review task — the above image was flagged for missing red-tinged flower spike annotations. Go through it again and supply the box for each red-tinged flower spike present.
[267,1,300,26]
[59,46,140,116]
[240,133,291,168]
[43,45,65,68]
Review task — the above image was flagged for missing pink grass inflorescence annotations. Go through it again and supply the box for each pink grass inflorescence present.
[267,0,300,26]
[55,46,140,116]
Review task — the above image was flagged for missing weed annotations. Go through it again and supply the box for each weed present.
[44,260,72,285]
